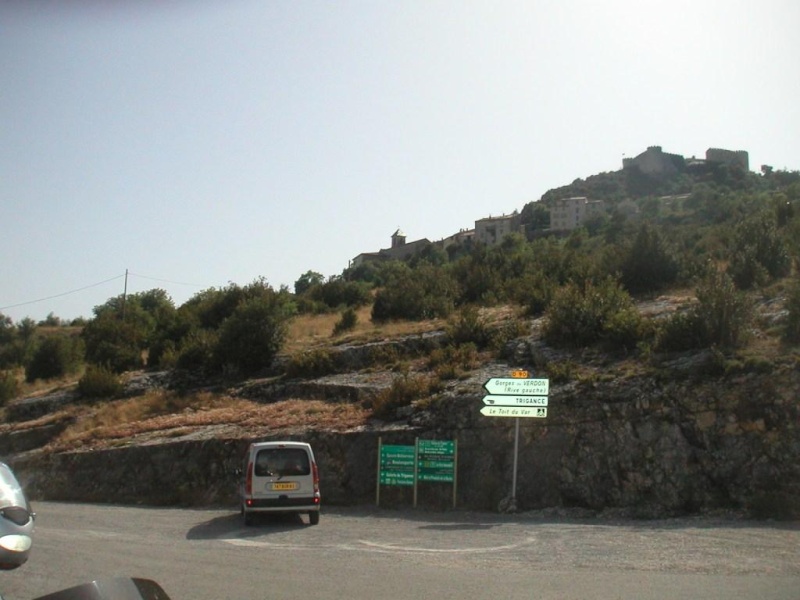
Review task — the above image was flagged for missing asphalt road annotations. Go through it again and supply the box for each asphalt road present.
[1,502,798,600]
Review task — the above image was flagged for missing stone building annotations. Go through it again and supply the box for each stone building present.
[549,197,605,231]
[474,213,521,246]
[622,145,685,176]
[350,229,432,268]
[706,148,749,171]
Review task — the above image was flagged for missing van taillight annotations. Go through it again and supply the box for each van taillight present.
[245,461,253,495]
[312,461,319,493]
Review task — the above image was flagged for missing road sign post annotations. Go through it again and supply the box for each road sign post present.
[481,374,550,512]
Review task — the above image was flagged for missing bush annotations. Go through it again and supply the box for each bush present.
[656,270,753,351]
[620,223,679,294]
[783,278,800,343]
[694,270,753,348]
[78,364,123,399]
[175,330,217,372]
[727,212,791,289]
[603,306,653,352]
[332,308,358,336]
[515,273,555,317]
[543,278,644,349]
[285,349,336,378]
[427,343,478,380]
[372,264,457,322]
[655,312,706,352]
[372,374,436,420]
[25,335,84,382]
[546,360,574,384]
[446,307,494,349]
[82,314,144,373]
[212,291,296,375]
[0,371,19,405]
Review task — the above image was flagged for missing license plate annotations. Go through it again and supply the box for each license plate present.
[271,482,298,491]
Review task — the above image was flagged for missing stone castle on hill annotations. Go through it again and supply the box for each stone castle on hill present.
[622,145,749,176]
[350,145,749,269]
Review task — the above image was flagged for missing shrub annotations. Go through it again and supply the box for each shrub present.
[543,277,644,349]
[82,314,144,373]
[620,223,679,294]
[371,264,457,322]
[727,212,791,289]
[546,360,574,384]
[175,330,217,372]
[694,270,753,348]
[655,312,706,352]
[332,308,358,336]
[656,270,753,351]
[515,273,555,317]
[427,343,478,380]
[0,370,19,406]
[372,374,436,420]
[78,364,123,399]
[212,291,296,375]
[285,348,336,378]
[784,278,800,343]
[603,306,653,352]
[446,307,493,349]
[25,335,84,382]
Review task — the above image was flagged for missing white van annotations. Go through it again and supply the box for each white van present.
[239,441,321,525]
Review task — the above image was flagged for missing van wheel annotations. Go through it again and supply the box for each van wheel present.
[308,511,320,525]
[244,510,254,526]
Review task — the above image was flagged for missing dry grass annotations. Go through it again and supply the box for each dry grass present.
[284,305,446,353]
[46,392,370,451]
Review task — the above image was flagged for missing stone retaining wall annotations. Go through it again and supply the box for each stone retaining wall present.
[7,365,799,518]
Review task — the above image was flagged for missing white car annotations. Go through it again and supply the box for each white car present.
[239,441,321,526]
[0,462,34,570]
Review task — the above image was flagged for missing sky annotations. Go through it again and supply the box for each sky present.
[2,0,798,323]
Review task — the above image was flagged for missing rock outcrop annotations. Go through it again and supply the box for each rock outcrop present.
[5,346,799,519]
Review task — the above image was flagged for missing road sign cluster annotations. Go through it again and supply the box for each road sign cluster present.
[482,375,550,419]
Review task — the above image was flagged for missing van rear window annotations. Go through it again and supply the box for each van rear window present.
[254,448,311,477]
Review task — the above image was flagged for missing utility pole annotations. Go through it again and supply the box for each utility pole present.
[121,269,128,319]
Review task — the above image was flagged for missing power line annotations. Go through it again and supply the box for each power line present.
[1,271,208,314]
[127,272,205,288]
[0,274,126,311]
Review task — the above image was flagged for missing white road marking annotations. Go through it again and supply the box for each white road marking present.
[221,536,537,555]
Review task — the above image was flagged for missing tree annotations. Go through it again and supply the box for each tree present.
[25,334,84,382]
[294,270,325,296]
[519,201,550,233]
[727,211,790,289]
[82,289,176,371]
[695,269,753,348]
[543,277,643,350]
[372,263,458,321]
[784,277,800,343]
[82,313,145,372]
[620,223,679,294]
[213,290,296,375]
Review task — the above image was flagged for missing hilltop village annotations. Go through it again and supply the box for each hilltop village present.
[351,145,749,269]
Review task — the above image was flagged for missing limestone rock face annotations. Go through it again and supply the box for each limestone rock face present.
[6,358,799,520]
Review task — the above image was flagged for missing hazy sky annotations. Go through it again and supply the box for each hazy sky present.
[2,0,798,322]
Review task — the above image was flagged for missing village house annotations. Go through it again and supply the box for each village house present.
[549,197,605,232]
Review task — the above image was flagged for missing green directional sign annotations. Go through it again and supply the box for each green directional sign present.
[380,444,415,486]
[417,439,455,483]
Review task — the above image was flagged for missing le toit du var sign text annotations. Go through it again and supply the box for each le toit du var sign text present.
[481,373,550,419]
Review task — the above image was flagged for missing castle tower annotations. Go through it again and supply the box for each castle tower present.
[391,228,406,248]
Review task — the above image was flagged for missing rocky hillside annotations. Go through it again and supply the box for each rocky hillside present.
[2,298,799,519]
